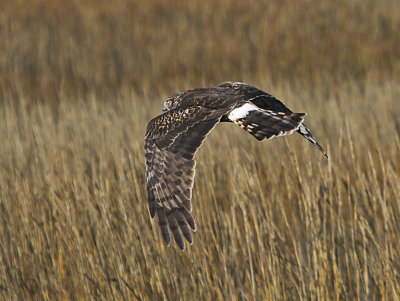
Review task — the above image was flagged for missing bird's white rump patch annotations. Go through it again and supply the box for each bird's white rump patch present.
[228,103,259,120]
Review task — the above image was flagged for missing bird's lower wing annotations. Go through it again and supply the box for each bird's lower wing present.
[228,103,305,141]
[145,105,232,250]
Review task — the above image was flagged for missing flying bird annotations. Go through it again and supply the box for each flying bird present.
[145,81,327,250]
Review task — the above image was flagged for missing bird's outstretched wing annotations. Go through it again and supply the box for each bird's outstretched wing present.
[227,102,306,141]
[145,105,233,250]
[219,82,328,156]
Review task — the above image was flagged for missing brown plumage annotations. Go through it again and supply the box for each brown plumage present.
[145,81,327,250]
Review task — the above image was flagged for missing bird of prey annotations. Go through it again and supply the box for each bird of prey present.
[145,81,327,250]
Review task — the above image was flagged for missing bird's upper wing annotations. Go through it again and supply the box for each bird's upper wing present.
[224,83,327,156]
[218,82,306,140]
[227,102,306,141]
[145,103,235,250]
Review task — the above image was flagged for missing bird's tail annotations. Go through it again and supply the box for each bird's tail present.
[297,124,328,158]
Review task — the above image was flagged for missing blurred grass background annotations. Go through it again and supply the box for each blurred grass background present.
[0,0,399,299]
[2,0,400,100]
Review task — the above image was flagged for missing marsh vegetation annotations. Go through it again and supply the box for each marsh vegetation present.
[0,0,399,299]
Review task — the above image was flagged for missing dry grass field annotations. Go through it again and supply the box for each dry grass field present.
[1,0,400,300]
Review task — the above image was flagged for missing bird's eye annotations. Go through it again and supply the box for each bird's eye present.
[162,100,172,112]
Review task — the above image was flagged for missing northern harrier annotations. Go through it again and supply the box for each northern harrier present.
[145,81,327,250]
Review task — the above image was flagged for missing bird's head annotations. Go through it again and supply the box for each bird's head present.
[162,92,183,112]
